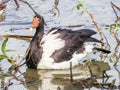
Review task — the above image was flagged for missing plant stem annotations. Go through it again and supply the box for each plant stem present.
[70,62,73,83]
[84,8,104,45]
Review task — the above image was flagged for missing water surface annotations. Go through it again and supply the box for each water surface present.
[0,0,120,90]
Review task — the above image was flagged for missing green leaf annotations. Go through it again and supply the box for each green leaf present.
[80,10,84,14]
[103,27,109,30]
[76,0,85,9]
[6,49,15,52]
[7,57,16,65]
[1,38,8,55]
[0,54,8,61]
[109,58,113,63]
[0,38,16,65]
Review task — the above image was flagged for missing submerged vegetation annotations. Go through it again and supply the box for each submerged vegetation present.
[0,0,120,90]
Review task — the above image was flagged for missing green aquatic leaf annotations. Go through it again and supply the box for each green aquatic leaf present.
[76,1,84,9]
[80,10,84,14]
[6,49,15,52]
[0,54,13,62]
[7,58,16,65]
[1,38,8,55]
[103,27,109,30]
[0,38,16,65]
[109,58,113,63]
[0,54,7,61]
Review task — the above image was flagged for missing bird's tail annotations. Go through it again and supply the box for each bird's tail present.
[93,47,111,54]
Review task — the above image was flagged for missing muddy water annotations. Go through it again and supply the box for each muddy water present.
[0,0,120,90]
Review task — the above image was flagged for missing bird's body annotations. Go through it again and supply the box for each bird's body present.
[37,28,97,69]
[25,15,110,69]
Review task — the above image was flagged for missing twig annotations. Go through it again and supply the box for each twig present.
[88,66,93,78]
[1,0,41,16]
[110,44,120,66]
[109,79,116,89]
[70,62,73,83]
[57,86,61,90]
[0,34,32,38]
[114,65,120,88]
[110,2,120,44]
[102,70,109,84]
[54,0,59,8]
[0,0,19,10]
[67,24,83,28]
[18,0,47,26]
[115,17,120,22]
[113,49,120,66]
[15,46,31,69]
[111,2,120,11]
[76,2,105,45]
[3,82,13,90]
[0,0,11,4]
[51,0,60,16]
[110,28,120,44]
[111,2,120,20]
[102,32,111,49]
[85,9,104,44]
[102,70,105,83]
[18,0,39,15]
[14,0,19,10]
[113,32,120,44]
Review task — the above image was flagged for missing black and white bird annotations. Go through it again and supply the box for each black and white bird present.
[25,14,110,69]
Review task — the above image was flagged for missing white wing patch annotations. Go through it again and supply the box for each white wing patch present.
[37,29,65,69]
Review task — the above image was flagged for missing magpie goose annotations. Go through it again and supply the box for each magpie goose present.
[25,14,110,69]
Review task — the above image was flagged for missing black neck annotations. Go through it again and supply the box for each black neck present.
[25,16,44,69]
[31,19,44,47]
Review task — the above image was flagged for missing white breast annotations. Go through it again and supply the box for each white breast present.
[37,29,65,69]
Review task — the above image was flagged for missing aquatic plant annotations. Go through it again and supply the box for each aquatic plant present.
[110,2,120,44]
[75,0,105,45]
[109,23,120,43]
[0,38,16,65]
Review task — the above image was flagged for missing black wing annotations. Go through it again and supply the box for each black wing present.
[50,28,100,63]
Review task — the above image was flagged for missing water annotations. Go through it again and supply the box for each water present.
[0,0,120,90]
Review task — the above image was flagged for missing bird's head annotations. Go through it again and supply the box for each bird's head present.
[29,14,45,32]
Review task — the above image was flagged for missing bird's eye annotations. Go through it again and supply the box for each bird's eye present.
[66,49,70,52]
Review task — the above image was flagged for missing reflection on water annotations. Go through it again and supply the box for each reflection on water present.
[23,61,110,90]
[24,65,90,90]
